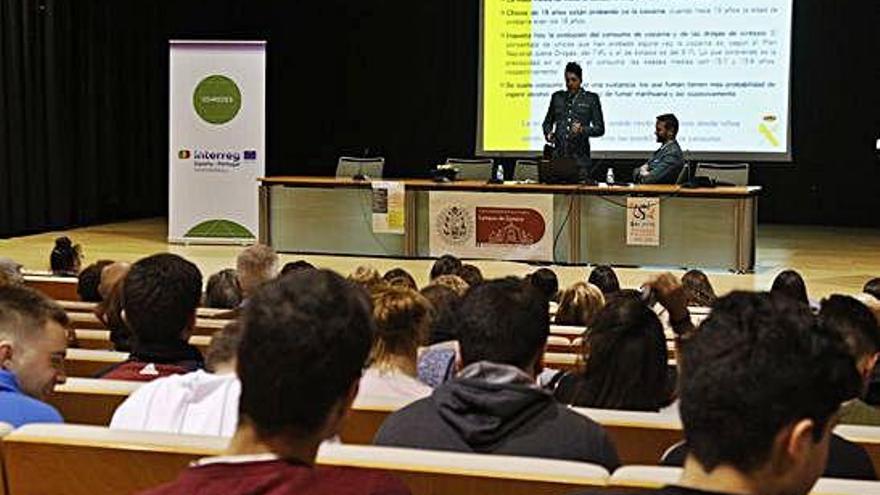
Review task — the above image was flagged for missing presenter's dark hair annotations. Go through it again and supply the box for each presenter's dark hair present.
[656,114,679,135]
[680,291,860,472]
[122,253,202,344]
[565,62,583,81]
[457,277,549,370]
[238,269,374,436]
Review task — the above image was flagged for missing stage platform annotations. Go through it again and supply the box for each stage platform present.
[2,218,880,299]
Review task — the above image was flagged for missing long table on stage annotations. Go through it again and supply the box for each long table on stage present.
[258,177,761,272]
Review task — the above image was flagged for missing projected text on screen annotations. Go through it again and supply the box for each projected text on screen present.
[480,0,793,158]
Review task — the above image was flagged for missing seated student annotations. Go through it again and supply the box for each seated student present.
[236,244,278,302]
[374,278,620,470]
[633,114,684,185]
[553,295,670,411]
[0,285,69,427]
[100,254,204,381]
[77,260,114,302]
[820,295,880,426]
[527,268,559,302]
[588,265,621,296]
[349,266,387,294]
[280,259,315,276]
[382,268,418,291]
[95,262,132,352]
[430,274,469,297]
[554,282,605,327]
[681,269,717,307]
[430,254,462,280]
[111,322,242,436]
[140,270,409,495]
[771,269,811,307]
[458,264,483,288]
[358,287,433,401]
[602,291,870,495]
[864,278,880,301]
[0,257,24,285]
[416,284,463,387]
[204,268,243,309]
[49,236,82,276]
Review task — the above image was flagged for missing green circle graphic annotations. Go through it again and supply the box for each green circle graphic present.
[193,75,241,125]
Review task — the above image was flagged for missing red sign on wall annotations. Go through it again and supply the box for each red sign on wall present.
[475,207,546,246]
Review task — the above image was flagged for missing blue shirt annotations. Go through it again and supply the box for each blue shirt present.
[0,369,63,427]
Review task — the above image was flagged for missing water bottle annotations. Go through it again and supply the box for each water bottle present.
[495,165,505,183]
[606,167,615,185]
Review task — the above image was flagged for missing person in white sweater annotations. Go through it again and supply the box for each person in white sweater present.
[110,322,242,436]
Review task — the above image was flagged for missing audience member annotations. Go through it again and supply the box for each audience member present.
[374,278,620,469]
[527,268,560,302]
[77,260,114,302]
[770,269,810,307]
[819,295,880,426]
[420,284,462,345]
[554,282,605,327]
[0,257,24,285]
[430,274,469,297]
[280,259,315,276]
[382,268,418,291]
[139,269,409,495]
[458,264,484,288]
[236,244,278,300]
[864,278,880,301]
[553,295,669,411]
[0,285,69,427]
[633,292,871,494]
[100,254,204,380]
[204,268,243,309]
[49,236,82,276]
[358,287,433,401]
[111,322,243,436]
[681,269,717,307]
[430,254,462,280]
[349,265,386,293]
[588,265,621,296]
[95,262,132,351]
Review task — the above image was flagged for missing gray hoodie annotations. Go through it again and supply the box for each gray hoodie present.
[373,361,620,471]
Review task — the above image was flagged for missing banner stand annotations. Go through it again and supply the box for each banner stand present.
[168,40,266,245]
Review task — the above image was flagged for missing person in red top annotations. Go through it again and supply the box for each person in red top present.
[99,253,204,381]
[139,269,410,495]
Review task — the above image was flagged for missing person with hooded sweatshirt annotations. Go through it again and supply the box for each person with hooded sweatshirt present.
[373,277,620,470]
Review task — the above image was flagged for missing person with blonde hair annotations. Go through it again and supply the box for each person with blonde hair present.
[430,274,469,297]
[235,244,278,300]
[555,282,605,327]
[348,265,386,293]
[358,286,433,401]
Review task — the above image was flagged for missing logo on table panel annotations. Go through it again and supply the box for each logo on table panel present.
[435,205,474,246]
[193,74,242,125]
[178,149,191,159]
[475,207,546,247]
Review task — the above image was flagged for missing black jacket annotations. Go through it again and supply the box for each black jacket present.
[373,373,620,470]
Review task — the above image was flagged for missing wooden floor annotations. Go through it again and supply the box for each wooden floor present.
[2,218,879,299]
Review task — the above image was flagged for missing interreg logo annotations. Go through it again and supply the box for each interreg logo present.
[193,75,242,125]
[179,149,258,171]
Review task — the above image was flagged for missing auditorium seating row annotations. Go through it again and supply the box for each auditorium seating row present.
[0,422,875,495]
[44,377,880,476]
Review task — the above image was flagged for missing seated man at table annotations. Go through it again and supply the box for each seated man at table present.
[373,277,620,470]
[100,253,204,381]
[140,269,409,495]
[0,285,69,427]
[634,114,684,184]
[576,291,863,495]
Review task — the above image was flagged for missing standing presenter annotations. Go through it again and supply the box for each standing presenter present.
[542,62,605,181]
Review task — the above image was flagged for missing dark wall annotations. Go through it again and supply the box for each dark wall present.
[1,0,878,237]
